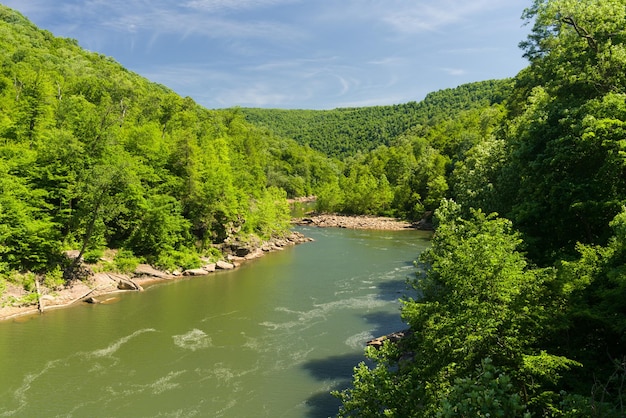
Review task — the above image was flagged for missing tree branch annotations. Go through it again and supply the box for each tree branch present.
[562,16,598,52]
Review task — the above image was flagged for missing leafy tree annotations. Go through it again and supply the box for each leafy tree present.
[520,0,626,100]
[553,208,626,414]
[492,0,626,263]
[439,358,528,418]
[243,186,291,240]
[0,157,59,272]
[336,201,578,416]
[450,136,506,216]
[126,194,191,258]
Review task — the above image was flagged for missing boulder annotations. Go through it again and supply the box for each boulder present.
[216,260,235,270]
[203,263,216,273]
[134,264,169,279]
[117,279,141,290]
[244,249,264,260]
[183,268,210,276]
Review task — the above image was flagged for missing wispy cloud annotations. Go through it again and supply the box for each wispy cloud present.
[184,0,298,13]
[441,67,467,76]
[338,0,511,34]
[4,0,530,109]
[6,0,304,43]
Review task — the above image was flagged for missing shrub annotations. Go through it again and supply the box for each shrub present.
[113,249,140,274]
[43,265,65,290]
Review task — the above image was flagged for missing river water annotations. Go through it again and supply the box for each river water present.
[0,227,430,417]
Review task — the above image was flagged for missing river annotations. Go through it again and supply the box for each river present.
[0,226,430,417]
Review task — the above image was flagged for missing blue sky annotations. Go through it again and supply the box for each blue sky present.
[3,0,531,110]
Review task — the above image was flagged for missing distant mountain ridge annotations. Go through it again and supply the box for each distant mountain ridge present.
[239,79,513,158]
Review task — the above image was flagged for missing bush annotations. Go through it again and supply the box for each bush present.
[83,248,104,264]
[153,249,201,272]
[43,265,65,290]
[113,249,140,274]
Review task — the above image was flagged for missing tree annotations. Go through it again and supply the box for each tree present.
[0,158,59,272]
[521,0,626,99]
[494,0,626,263]
[65,149,142,278]
[336,201,578,416]
[554,208,626,414]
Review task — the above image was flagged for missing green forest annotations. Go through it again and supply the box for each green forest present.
[1,0,626,416]
[0,4,338,281]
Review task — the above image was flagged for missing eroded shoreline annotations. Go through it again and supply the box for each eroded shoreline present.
[0,215,420,322]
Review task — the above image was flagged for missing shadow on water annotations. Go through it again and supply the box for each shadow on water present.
[374,276,413,302]
[301,235,423,417]
[302,310,408,417]
[363,311,406,341]
[301,352,370,417]
[303,281,419,415]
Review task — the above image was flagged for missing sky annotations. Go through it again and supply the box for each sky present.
[3,0,532,110]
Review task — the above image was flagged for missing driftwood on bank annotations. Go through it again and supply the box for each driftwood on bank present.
[367,329,413,349]
[35,278,44,314]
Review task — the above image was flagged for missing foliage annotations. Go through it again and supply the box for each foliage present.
[336,201,580,416]
[243,186,292,240]
[552,208,626,413]
[0,5,314,273]
[439,358,529,418]
[152,249,201,272]
[492,0,626,262]
[43,265,64,290]
[112,249,140,274]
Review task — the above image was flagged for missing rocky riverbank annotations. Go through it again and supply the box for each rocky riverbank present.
[1,214,428,322]
[0,231,312,322]
[294,213,431,230]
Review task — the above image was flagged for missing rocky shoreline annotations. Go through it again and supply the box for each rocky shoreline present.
[294,213,431,230]
[0,231,312,322]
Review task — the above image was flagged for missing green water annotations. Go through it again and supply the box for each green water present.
[0,227,430,417]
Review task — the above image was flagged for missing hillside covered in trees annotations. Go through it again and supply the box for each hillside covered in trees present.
[240,79,511,159]
[242,80,512,220]
[0,4,337,282]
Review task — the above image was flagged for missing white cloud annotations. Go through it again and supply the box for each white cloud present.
[441,67,467,76]
[333,0,514,35]
[7,0,304,43]
[184,0,298,13]
[214,83,303,107]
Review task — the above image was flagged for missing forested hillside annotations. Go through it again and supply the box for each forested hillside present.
[336,0,626,416]
[243,81,510,221]
[240,79,511,158]
[0,5,336,281]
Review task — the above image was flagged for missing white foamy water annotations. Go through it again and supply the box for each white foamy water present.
[90,328,157,358]
[345,330,375,349]
[173,329,212,351]
[260,294,388,332]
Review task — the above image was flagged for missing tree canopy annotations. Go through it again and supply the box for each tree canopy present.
[336,0,626,416]
[0,5,334,277]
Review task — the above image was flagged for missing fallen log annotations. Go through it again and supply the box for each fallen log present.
[366,329,413,349]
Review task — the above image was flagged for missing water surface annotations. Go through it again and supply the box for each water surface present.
[0,227,430,417]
